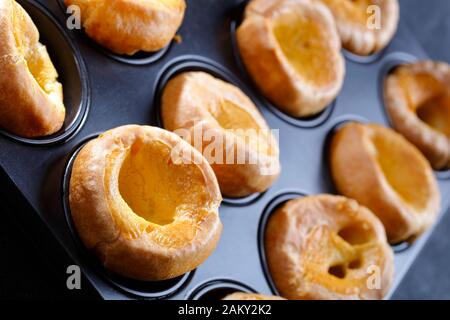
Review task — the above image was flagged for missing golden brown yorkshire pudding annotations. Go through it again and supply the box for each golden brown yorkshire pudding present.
[65,0,186,55]
[384,61,450,170]
[265,195,394,300]
[317,0,399,56]
[69,125,222,281]
[162,71,280,198]
[236,0,345,118]
[330,123,440,243]
[222,292,286,300]
[0,0,65,138]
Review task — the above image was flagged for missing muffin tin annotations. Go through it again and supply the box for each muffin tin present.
[1,0,449,300]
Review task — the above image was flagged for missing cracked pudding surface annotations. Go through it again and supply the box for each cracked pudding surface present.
[265,195,394,300]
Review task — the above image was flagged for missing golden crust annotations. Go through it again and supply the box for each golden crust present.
[0,0,65,137]
[222,292,286,300]
[236,0,345,117]
[65,0,186,55]
[265,195,394,300]
[317,0,399,56]
[384,61,450,170]
[162,71,280,198]
[330,123,440,243]
[69,125,222,281]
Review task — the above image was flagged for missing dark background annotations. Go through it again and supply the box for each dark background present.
[0,0,449,300]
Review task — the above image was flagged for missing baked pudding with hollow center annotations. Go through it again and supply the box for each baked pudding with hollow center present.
[69,125,222,281]
[384,61,450,170]
[265,195,394,300]
[162,71,280,198]
[236,0,345,118]
[222,292,286,300]
[317,0,399,56]
[0,0,65,137]
[64,0,186,55]
[330,123,440,243]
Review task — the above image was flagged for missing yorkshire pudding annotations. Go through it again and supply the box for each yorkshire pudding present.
[330,123,440,243]
[162,71,280,198]
[69,125,222,281]
[236,0,345,117]
[317,0,399,56]
[222,292,286,300]
[265,195,394,300]
[0,0,65,137]
[64,0,186,55]
[384,61,450,170]
[265,195,393,300]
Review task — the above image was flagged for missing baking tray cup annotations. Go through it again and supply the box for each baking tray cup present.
[61,134,194,299]
[229,5,336,129]
[187,279,257,300]
[0,0,449,300]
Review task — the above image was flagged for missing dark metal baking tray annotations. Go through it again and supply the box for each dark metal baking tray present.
[0,0,449,300]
